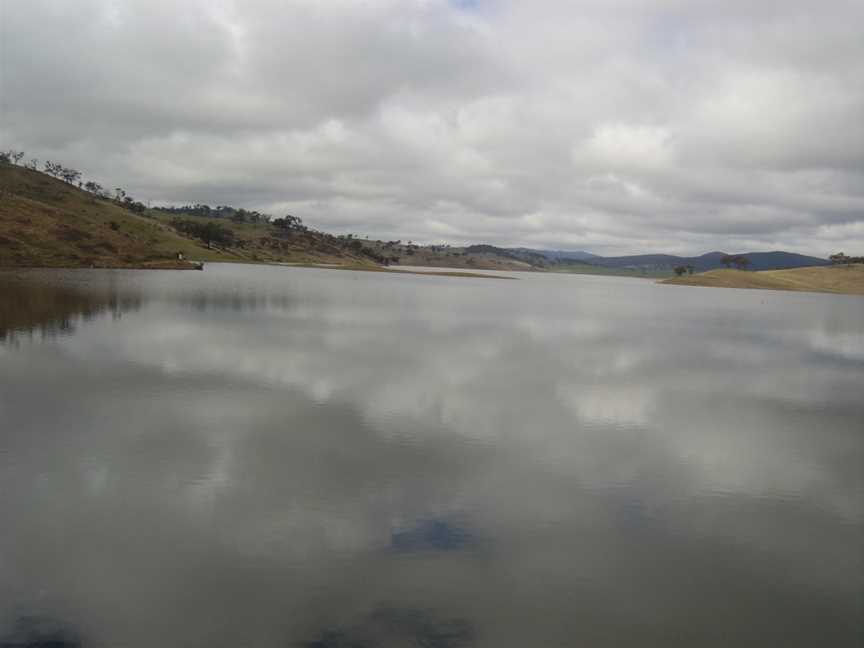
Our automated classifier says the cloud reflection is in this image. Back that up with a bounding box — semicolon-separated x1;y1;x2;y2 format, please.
0;265;861;647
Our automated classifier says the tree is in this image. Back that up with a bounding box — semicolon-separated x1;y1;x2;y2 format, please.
673;265;687;276
272;214;305;231
686;264;695;275
84;181;105;196
722;254;749;270
830;252;864;265
171;218;235;247
61;168;81;185
0;150;24;165
288;215;304;230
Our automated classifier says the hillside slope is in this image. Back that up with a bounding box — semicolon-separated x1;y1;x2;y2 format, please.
0;163;377;268
662;265;864;295
0;163;229;268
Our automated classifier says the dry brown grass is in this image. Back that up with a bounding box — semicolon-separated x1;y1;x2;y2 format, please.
662;265;864;296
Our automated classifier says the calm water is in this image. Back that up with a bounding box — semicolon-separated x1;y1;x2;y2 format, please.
1;264;862;648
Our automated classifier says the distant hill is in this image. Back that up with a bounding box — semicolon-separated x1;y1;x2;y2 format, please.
506;248;598;262
358;241;534;271
467;247;828;273
592;250;829;272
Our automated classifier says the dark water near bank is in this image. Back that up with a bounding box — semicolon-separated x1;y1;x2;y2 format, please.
1;264;862;648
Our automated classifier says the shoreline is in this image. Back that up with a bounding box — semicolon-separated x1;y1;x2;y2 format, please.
0;261;204;271
270;262;518;279
0;260;516;280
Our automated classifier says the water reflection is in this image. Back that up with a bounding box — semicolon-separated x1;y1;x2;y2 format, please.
390;518;475;554
0;264;861;647
303;607;474;648
0;272;141;344
0;617;82;648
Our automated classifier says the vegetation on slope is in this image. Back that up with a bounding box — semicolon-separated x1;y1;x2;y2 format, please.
0;159;383;268
662;265;864;295
0;162;221;268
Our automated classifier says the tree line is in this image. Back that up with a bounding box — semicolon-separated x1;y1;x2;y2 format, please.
155;203;271;225
1;148;148;214
829;252;864;265
721;255;750;270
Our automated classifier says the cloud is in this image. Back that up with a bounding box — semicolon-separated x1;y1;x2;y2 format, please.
2;0;862;255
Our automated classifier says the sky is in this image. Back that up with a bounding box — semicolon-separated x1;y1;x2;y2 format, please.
1;0;862;256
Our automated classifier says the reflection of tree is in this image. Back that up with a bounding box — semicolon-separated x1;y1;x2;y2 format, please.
390;518;474;553
0;277;141;343
181;292;294;313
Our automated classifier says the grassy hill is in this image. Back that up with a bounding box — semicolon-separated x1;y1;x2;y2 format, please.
0;162;378;269
0;162;229;268
662;265;864;296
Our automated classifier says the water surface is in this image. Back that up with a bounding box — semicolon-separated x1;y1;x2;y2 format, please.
1;264;862;647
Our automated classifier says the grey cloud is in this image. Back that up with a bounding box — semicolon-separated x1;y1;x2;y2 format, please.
2;0;863;255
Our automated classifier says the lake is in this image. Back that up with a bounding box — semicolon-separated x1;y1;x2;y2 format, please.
1;264;862;648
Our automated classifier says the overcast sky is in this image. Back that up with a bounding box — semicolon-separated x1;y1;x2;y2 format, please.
2;0;862;255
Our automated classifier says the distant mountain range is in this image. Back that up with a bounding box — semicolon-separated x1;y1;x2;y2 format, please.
507;248;599;262
503;248;829;271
